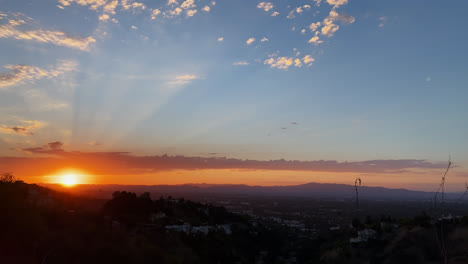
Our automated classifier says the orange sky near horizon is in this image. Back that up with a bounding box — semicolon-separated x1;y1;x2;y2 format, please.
22;168;465;192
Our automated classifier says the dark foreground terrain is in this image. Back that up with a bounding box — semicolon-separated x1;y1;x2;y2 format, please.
2;178;468;263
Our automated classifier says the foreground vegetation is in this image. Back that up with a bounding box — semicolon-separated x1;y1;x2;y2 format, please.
1;175;468;263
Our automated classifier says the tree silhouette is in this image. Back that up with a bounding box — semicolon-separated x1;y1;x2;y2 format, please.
0;172;16;183
354;177;361;211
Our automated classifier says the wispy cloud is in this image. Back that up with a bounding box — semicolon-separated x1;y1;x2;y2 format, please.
166;74;202;86
326;0;348;8
0;60;77;88
246;37;255;45
257;2;274;12
0;120;44;136
2;147;451;177
378;16;387;27
0;15;95;51
233;61;249;66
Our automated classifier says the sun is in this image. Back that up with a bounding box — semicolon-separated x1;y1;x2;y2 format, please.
62;174;77;187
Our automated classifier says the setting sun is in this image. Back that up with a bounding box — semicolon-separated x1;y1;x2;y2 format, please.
61;174;77;187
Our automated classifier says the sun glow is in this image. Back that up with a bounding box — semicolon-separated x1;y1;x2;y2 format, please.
61;174;77;187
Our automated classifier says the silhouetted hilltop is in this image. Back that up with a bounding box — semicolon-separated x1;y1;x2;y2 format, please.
45;182;462;201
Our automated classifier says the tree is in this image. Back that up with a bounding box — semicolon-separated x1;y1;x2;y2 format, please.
0;172;16;183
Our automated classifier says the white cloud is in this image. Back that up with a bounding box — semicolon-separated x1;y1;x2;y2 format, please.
131;25;138;30
233;61;249;66
303;55;315;65
167;0;178;5
57;5;65;9
296;7;303;14
217;37;223;42
321;10;354;37
0;17;95;51
303;5;311;9
202;6;210;12
167;74;202;86
271;11;279;16
309;22;321;32
211;1;216;6
308;32;323;44
326;0;348;7
151;9;161;19
0;120;45;136
98;13;109;21
261;37;269;42
0;60;77;88
301;29;306;34
378;16;387;27
294;59;302;67
168;7;182;16
313;0;322;6
181;0;195;9
287;10;295;19
246;37;255;45
264;56;294;70
186;9;197;17
104;0;118;14
257;2;274;12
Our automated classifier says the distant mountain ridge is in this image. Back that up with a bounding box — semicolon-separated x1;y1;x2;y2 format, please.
44;182;464;201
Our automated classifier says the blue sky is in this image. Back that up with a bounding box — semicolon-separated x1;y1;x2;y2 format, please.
1;0;467;188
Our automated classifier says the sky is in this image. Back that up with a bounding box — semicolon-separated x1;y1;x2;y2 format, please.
0;0;467;191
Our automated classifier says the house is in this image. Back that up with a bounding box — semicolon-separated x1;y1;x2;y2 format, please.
350;229;377;243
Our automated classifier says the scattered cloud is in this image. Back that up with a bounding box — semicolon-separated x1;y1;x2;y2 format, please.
167;74;202;86
261;37;269;42
271;11;279;17
321;10;355;37
233;61;249;66
186;9;197;17
98;13;110;21
180;0;195;9
48;141;64;150
168;7;183;16
202;6;210;12
309;22;322;32
308;32;323;44
246;37;255;45
378;16;387;27
0;120;44;136
303;55;315;66
326;0;348;8
0;15;95;51
151;9;161;19
87;141;101;146
294;58;302;67
257;2;274;12
217;37;223;42
2;147;450;177
0;60;77;88
287;10;296;19
131;25;138;30
264;56;295;70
